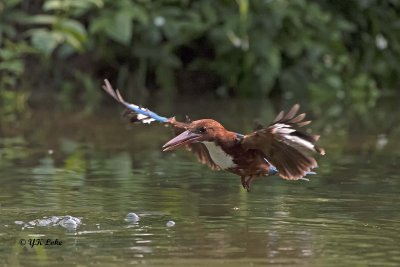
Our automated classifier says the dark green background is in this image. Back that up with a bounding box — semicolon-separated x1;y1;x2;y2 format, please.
1;0;400;116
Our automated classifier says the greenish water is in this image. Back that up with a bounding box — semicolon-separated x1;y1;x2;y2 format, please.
0;100;400;266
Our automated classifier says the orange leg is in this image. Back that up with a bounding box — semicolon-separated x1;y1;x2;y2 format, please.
240;176;247;189
241;176;259;192
244;176;258;192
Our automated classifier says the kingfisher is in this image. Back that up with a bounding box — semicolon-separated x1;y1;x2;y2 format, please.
102;79;325;191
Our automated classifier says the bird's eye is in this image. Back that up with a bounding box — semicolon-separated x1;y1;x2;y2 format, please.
199;127;206;133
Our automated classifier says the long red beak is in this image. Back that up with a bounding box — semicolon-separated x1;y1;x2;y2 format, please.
162;130;201;151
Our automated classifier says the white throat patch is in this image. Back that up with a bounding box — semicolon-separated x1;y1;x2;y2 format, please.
203;141;236;169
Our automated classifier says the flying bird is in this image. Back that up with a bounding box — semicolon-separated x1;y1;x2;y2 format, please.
102;79;325;191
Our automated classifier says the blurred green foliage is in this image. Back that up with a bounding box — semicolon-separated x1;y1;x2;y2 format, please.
0;0;399;112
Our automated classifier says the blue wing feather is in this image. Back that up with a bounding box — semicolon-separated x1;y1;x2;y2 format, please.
102;79;169;123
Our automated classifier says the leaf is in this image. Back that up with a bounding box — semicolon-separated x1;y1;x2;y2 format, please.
0;59;23;75
64;33;84;51
44;0;104;12
106;11;133;45
3;0;22;9
57;44;75;58
130;3;149;25
60;19;86;37
30;29;64;56
89;15;110;34
89;0;104;8
237;0;249;21
43;0;64;11
0;48;15;60
57;19;87;51
18;14;57;25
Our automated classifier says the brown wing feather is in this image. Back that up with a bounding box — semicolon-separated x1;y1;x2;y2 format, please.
242;104;325;180
187;143;221;170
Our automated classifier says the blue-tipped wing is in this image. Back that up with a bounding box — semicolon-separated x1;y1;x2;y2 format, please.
102;79;169;124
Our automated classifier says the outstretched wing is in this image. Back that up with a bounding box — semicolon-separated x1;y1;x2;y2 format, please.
242;104;325;180
102;79;219;170
102;79;169;124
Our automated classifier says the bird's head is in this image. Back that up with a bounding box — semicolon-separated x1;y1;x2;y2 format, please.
162;119;225;151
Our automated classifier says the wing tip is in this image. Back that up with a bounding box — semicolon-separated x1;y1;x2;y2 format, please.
102;78;123;103
317;147;326;155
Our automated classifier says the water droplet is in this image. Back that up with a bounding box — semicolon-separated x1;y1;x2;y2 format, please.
126;212;140;222
58;216;81;230
376;134;388;150
166;220;175;227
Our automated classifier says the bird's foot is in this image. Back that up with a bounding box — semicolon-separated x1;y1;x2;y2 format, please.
241;176;251;192
245;184;250;192
243;182;251;192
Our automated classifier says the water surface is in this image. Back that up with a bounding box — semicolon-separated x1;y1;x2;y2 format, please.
0;99;399;266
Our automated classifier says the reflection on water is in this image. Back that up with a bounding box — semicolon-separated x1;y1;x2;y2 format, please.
0;99;400;266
